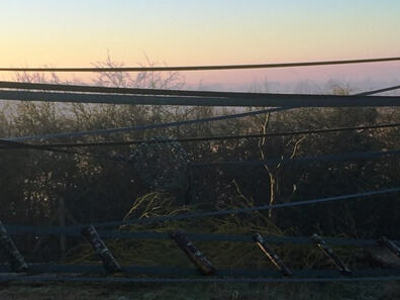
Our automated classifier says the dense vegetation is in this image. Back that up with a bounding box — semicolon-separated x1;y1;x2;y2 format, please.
1;67;400;278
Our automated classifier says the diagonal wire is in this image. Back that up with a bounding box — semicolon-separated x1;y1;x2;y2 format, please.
1;274;400;283
4;225;381;247
87;187;400;229
2;122;397;149
0;56;399;72
3;107;286;142
1;82;398;144
1;81;399;98
190;149;400;167
0;90;399;107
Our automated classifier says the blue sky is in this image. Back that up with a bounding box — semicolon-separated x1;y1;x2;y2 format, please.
0;0;399;87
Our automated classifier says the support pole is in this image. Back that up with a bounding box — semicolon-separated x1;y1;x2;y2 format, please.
378;236;400;257
253;233;292;276
170;230;215;275
311;234;351;275
81;225;122;274
0;221;28;272
58;197;66;258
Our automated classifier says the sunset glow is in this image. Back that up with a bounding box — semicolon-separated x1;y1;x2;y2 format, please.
1;0;399;87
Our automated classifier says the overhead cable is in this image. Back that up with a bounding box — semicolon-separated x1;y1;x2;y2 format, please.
87;187;400;229
4;122;396;149
0;90;399;107
0;56;399;72
1;81;399;98
3;107;287;142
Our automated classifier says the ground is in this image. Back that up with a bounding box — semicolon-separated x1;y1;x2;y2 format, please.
0;281;399;300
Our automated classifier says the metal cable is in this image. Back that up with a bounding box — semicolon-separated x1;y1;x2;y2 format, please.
357;85;400;96
1;264;399;280
1;82;397;143
86;187;400;229
191;149;400;168
3;122;397;149
4;188;399;241
0;90;399;108
4;225;379;247
4;107;286;142
1;81;399;98
1;274;400;283
0;139;87;156
1;56;399;72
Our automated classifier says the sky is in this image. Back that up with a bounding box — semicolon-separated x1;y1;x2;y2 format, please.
1;0;399;90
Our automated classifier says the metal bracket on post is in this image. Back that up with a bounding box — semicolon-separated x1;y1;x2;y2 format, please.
378;236;400;257
311;234;352;275
0;221;28;272
170;230;216;275
253;233;292;276
81;225;122;274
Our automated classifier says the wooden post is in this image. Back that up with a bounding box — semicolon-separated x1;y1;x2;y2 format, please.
58;197;66;258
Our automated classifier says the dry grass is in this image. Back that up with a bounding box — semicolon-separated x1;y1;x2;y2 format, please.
65;192;366;272
4;192;393;299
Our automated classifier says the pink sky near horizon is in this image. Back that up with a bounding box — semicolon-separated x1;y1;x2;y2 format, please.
1;61;399;92
1;1;399;89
